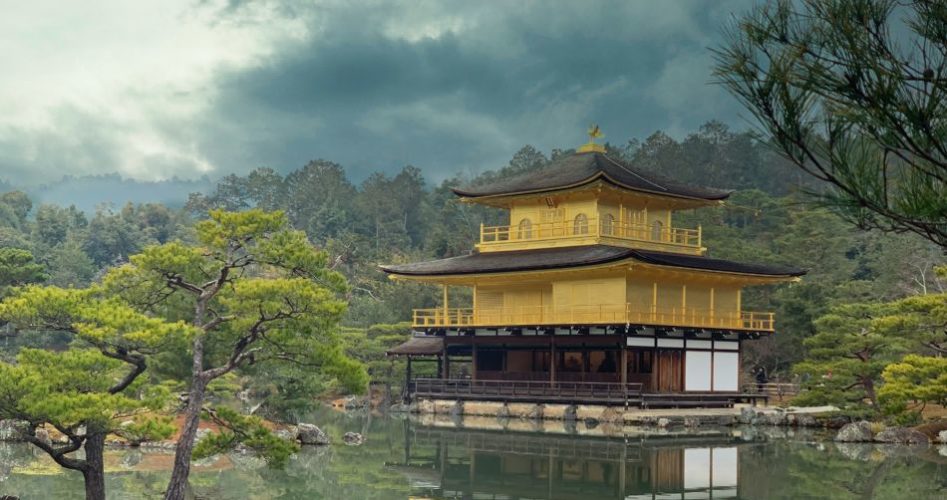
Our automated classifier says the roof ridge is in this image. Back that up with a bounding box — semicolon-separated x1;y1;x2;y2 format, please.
598;153;669;192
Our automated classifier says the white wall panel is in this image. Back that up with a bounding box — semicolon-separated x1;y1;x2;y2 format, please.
714;341;739;350
685;350;712;391
687;339;713;349
712;352;739;392
627;337;656;347
657;338;684;348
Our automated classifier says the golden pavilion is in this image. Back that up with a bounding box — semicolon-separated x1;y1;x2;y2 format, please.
383;132;804;406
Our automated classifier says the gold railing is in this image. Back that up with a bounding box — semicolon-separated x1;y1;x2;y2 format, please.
412;305;774;331
479;217;701;251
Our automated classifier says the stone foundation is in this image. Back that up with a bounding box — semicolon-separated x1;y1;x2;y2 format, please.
411;399;842;429
462;401;506;416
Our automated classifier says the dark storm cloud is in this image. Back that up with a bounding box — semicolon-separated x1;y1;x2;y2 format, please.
195;0;756;183
0;0;759;187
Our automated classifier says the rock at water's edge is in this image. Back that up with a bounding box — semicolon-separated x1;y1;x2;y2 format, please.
874;427;930;445
835;421;874;442
297;423;330;445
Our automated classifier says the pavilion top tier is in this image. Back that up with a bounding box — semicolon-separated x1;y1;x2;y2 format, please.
453;131;731;256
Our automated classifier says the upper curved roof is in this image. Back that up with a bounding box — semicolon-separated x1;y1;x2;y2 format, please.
380;245;806;278
453;151;732;201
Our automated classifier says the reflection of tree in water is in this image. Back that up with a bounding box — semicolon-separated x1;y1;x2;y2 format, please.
0;442;36;482
1;410;945;499
741;440;944;500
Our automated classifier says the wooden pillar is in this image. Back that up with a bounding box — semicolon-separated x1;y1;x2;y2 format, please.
472;284;478;324
681;284;687;324
620;346;628;385
442;285;449;321
651;282;658;322
437;356;443;380
443;351;451;380
736;289;742;328
653;349;660;393
405;356;413;401
471;344;478;381
550;338;556;384
709;287;715;326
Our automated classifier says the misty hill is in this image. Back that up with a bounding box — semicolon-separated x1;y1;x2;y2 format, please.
15;174;214;213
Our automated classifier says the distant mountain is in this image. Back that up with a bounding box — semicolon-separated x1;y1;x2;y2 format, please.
12;174;214;213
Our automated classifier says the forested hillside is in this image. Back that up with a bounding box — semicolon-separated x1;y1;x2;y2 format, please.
1;122;943;384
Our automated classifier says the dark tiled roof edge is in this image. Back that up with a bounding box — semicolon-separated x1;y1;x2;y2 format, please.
453;151;731;201
380;245;807;278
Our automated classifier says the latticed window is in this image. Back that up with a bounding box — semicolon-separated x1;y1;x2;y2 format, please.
517;218;533;239
573;213;589;235
540;208;564;222
601;214;615;235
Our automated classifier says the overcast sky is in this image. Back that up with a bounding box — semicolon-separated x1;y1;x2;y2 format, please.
0;0;757;186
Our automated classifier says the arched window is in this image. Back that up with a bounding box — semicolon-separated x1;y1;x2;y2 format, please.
517;218;533;239
601;214;615;236
651;220;664;241
573;213;589;235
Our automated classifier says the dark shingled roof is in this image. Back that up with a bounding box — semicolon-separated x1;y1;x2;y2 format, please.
386;336;444;356
453;151;731;201
381;245;806;278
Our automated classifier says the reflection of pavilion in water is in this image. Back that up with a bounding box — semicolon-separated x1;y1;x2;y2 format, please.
392;425;741;500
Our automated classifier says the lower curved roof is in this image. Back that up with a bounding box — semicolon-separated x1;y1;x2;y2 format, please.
386;336;443;356
380;245;806;278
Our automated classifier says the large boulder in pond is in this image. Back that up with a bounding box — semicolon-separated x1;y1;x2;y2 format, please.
835;421;874;442
297;423;330;445
874;427;930;445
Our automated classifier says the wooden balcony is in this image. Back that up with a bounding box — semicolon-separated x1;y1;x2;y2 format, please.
412;304;775;332
478;217;702;254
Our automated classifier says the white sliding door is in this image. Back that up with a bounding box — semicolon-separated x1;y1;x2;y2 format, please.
684;350;712;391
713;351;739;391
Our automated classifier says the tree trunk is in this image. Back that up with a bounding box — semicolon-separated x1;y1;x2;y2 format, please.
165;374;207;500
165;296;213;500
863;377;878;408
82;433;106;500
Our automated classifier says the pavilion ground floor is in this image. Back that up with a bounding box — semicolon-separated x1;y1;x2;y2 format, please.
391;333;766;408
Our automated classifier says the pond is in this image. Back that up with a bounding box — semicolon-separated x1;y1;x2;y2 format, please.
0;408;945;499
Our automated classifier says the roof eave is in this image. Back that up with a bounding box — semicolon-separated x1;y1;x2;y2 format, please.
452;172;730;203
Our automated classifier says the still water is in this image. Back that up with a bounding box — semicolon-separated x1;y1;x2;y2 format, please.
0;408;944;499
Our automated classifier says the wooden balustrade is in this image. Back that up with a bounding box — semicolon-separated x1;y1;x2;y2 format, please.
478;217;702;253
412;304;775;331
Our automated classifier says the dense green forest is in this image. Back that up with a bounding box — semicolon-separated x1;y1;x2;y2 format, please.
1;121;944;411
